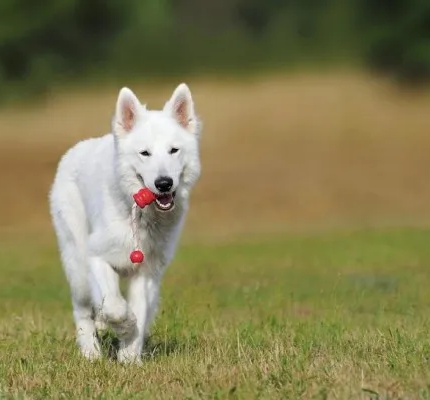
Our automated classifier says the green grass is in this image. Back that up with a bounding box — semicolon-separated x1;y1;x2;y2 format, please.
1;228;430;399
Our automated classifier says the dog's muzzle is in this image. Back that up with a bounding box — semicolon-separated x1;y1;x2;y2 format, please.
154;191;176;211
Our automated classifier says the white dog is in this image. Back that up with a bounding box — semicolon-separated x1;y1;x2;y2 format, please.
49;83;202;364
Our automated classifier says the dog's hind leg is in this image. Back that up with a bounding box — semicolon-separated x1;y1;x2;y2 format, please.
50;183;101;361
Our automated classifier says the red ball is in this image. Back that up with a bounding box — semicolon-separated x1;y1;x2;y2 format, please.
130;250;144;264
133;188;157;208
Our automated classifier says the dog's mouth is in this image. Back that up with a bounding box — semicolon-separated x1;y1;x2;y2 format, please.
155;192;176;212
136;174;176;212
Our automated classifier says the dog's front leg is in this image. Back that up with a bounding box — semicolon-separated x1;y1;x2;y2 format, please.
89;256;137;338
117;270;160;364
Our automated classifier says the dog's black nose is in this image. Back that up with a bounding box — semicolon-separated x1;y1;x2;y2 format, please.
154;176;173;193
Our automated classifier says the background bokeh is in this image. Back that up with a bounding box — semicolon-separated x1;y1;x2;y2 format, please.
1;0;430;242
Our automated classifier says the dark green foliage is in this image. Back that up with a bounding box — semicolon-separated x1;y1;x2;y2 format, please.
357;0;430;84
0;0;428;101
0;0;132;99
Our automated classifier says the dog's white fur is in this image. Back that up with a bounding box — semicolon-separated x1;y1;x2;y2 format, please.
49;83;201;364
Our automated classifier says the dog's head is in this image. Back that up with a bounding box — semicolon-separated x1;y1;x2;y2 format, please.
112;83;201;212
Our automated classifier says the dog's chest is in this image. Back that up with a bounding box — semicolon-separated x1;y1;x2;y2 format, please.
92;212;181;272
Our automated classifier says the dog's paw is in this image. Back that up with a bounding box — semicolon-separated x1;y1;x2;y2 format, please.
101;298;129;324
100;298;137;338
117;348;143;365
108;309;137;339
80;345;102;361
78;334;102;361
110;313;137;339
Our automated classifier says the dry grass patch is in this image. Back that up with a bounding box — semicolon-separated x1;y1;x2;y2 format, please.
1;71;430;240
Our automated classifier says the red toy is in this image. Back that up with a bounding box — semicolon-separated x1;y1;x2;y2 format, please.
129;188;157;264
133;188;157;208
130;250;144;263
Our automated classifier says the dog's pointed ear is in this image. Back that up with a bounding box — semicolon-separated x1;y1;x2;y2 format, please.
114;87;141;136
165;83;197;134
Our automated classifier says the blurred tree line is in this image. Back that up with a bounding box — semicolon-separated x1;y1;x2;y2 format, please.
0;0;429;101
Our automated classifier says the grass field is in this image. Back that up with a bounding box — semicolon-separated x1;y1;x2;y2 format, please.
1;229;430;398
1;71;430;398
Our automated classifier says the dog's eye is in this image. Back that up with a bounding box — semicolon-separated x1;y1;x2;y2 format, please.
140;150;151;157
169;148;179;155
